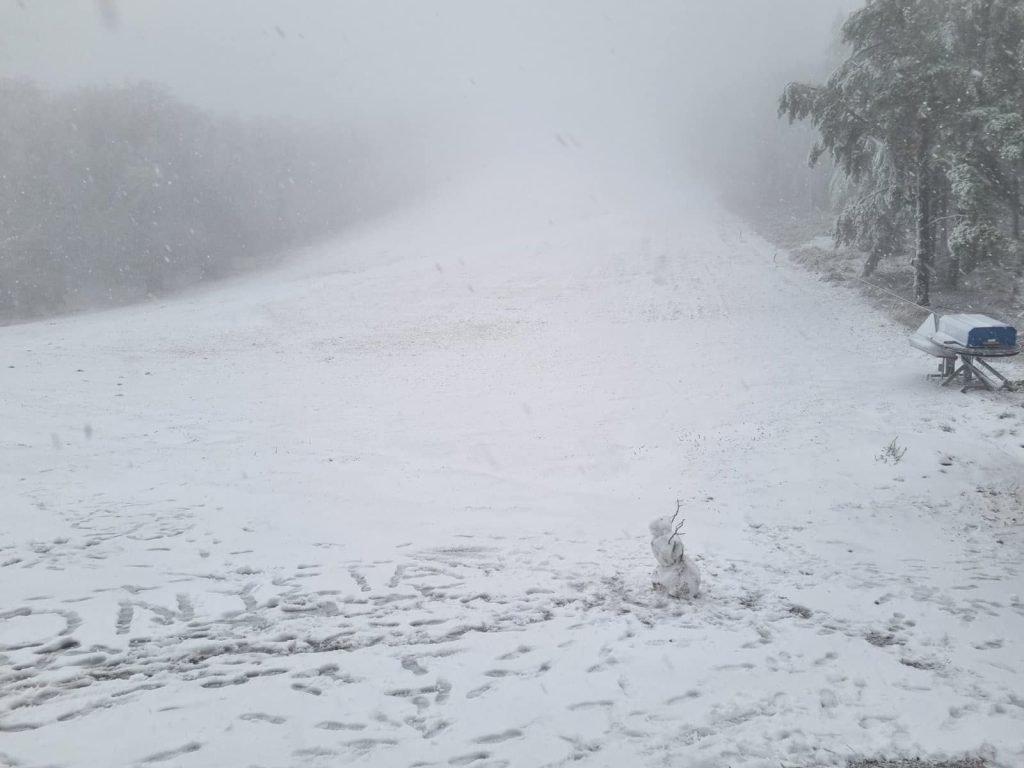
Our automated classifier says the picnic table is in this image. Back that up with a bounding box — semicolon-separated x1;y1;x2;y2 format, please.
932;342;1019;392
910;313;1020;392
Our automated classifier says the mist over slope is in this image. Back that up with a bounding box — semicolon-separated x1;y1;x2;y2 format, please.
0;0;850;324
1;1;851;205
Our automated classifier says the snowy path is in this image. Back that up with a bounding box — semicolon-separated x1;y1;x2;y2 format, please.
2;165;1023;767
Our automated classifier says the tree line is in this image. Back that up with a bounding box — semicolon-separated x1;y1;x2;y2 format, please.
0;80;353;323
779;0;1024;306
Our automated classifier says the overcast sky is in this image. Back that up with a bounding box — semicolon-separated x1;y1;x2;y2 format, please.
1;1;854;182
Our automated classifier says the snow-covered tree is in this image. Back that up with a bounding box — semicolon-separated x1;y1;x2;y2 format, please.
944;0;1024;287
0;81;352;322
779;0;963;305
780;0;1024;303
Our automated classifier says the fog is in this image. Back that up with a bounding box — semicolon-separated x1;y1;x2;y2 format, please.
3;1;850;182
0;0;853;322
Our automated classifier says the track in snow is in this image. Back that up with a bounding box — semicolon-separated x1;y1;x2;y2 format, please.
2;161;1023;767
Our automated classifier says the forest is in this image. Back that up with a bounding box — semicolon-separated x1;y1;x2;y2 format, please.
778;0;1024;307
0;80;352;323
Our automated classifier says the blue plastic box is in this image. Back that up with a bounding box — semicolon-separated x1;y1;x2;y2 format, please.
937;313;1017;348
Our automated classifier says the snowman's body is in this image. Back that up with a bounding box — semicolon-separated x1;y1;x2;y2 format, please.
650;516;700;598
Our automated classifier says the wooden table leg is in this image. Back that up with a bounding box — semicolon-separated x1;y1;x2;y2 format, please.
974;357;1018;391
959;356;997;392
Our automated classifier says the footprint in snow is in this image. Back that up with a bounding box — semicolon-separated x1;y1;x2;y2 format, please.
449;752;491;766
473;729;523;744
401;656;429;675
240;713;286;725
316;721;366;731
140;742;203;763
567;700;614;711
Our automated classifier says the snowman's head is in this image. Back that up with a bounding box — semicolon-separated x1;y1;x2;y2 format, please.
649;516;672;538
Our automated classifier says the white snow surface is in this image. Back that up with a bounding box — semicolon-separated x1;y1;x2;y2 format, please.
2;154;1024;768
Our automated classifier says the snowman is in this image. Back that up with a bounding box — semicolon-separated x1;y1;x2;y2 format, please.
650;506;700;599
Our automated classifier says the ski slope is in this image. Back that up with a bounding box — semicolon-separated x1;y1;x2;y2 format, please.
2;155;1023;768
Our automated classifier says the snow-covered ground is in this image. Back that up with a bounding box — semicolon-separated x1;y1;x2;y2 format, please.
2;154;1023;768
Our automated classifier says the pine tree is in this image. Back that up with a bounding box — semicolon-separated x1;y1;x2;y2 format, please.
830;147;912;277
951;0;1024;287
781;0;1024;304
780;0;961;305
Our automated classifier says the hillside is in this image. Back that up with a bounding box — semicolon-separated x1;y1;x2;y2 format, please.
2;155;1022;767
